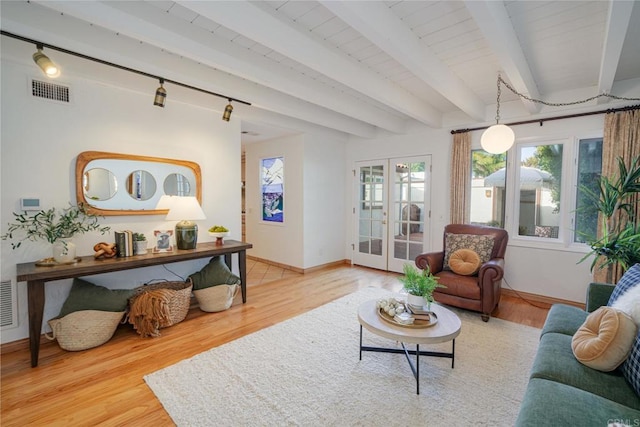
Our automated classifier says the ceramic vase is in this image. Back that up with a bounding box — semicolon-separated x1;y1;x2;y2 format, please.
406;293;427;308
52;239;76;263
134;241;148;255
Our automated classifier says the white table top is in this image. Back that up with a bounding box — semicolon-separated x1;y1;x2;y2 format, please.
358;299;462;345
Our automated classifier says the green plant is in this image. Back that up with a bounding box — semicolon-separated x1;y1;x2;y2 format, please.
1;203;110;249
398;263;445;303
133;233;146;242
578;156;640;275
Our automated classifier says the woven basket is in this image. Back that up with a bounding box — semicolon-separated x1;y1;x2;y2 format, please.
45;310;125;351
194;284;239;312
128;280;193;337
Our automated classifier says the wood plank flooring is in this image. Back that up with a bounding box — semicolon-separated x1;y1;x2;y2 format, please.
1;264;550;426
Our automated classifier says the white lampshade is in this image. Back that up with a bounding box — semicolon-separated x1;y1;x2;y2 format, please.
481;124;515;154
155;195;176;210
165;196;206;221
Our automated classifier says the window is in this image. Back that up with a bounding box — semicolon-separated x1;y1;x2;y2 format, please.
470;150;506;228
574;138;603;243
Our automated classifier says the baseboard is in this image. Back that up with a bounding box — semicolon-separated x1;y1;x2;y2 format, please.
247;256;350;274
501;288;585;309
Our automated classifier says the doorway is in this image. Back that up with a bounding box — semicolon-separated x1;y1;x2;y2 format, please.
353;156;431;273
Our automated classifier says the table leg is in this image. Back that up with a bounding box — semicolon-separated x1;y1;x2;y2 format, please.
27;280;45;367
416;344;420;395
238;250;247;303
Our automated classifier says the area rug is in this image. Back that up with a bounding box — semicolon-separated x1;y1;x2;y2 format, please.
145;287;540;426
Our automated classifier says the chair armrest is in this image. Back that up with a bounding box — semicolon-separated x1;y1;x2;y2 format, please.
586;282;615;312
478;258;505;282
415;251;444;273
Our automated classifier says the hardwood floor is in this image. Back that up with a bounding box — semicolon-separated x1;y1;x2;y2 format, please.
1;264;549;426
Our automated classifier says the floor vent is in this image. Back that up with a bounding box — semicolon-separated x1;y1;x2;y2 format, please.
0;280;17;328
31;79;70;103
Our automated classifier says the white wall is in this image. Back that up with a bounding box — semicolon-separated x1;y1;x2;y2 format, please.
1;39;241;344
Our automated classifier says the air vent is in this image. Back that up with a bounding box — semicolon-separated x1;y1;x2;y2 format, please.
0;280;17;328
31;79;70;103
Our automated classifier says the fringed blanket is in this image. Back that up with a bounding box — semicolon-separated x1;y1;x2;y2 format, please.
128;288;175;337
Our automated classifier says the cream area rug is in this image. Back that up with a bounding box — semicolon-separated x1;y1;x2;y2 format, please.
144;287;540;426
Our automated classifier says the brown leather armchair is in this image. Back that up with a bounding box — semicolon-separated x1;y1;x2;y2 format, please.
415;224;508;322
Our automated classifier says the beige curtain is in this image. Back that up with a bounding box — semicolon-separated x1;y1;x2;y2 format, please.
450;132;471;224
593;109;640;283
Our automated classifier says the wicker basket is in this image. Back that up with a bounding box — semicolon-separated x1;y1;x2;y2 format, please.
128;280;193;337
194;284;239;312
45;310;125;351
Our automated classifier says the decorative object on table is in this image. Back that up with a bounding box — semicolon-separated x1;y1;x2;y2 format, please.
397;263;445;310
93;242;117;259
45;310;125;351
128;280;193;337
578;156;640;283
153;230;174;253
1;203;110;264
165;196;206;250
375;297;438;328
261;156;284;223
114;230;135;257
208;225;229;245
133;232;148;255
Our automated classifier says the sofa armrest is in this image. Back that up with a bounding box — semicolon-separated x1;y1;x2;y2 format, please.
586;282;615;312
415;251;444;273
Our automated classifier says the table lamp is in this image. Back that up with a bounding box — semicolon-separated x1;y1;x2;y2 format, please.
165;196;206;250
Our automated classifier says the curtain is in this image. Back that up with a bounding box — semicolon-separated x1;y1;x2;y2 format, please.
593;109;640;283
450;132;471;224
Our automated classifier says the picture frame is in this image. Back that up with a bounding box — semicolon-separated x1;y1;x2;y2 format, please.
153;230;174;253
261;156;284;223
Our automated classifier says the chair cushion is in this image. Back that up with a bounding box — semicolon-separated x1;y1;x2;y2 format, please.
448;249;480;276
443;233;494;271
434;271;481;300
571;306;637;372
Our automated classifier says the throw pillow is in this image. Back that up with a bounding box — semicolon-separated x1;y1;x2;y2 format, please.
611;285;640;326
58;278;136;318
608;263;640;306
443;233;494;271
621;329;640;397
448;249;481;276
188;256;241;291
571;306;638;372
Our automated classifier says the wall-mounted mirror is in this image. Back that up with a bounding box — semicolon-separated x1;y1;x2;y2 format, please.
76;151;202;216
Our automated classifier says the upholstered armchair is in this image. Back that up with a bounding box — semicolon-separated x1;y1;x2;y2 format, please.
415;224;508;322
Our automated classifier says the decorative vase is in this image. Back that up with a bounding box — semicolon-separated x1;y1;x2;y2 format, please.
406;293;427;308
134;241;148;255
52;239;76;263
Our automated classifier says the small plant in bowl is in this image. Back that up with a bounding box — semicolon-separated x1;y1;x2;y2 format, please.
133;233;148;255
398;263;445;309
208;225;229;245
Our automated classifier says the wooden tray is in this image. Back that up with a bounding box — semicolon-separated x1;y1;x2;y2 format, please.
377;307;438;329
35;257;82;267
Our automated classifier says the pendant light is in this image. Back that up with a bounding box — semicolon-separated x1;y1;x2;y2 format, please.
481;74;514;154
154;79;166;107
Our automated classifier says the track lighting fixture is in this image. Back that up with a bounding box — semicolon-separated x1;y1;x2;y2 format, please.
222;100;233;121
154;78;166;107
32;44;60;78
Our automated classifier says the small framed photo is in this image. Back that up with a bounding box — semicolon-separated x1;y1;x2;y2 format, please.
153;230;174;253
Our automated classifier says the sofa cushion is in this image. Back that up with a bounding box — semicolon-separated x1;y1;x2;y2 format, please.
621;329;640;398
611;284;640;325
448;249;480;276
515;377;640;427
541;304;588;337
530;332;640;409
571;307;637;371
443;233;494;271
608;263;640;306
59;278;136;318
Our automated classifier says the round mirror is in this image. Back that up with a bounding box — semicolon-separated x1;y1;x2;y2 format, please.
164;173;192;196
83;168;117;201
127;170;157;201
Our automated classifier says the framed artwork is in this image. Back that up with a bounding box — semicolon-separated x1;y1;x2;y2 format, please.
153;230;174;253
261;157;284;223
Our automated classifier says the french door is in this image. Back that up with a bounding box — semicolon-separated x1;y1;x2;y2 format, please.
353;156;431;273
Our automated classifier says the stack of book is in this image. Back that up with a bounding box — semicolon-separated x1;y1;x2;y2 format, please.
114;231;134;257
407;304;432;321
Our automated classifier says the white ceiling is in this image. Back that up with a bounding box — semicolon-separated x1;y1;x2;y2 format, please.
2;1;639;145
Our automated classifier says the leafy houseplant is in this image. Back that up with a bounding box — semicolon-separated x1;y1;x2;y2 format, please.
133;233;148;255
578;156;640;281
398;263;445;307
1;203;110;261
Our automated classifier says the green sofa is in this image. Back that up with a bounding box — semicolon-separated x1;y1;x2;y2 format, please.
516;283;640;426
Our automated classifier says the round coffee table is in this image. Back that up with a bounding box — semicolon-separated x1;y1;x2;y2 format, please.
358;299;462;394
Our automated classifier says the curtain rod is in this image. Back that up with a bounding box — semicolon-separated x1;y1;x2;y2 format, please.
451;103;640;134
0;30;251;106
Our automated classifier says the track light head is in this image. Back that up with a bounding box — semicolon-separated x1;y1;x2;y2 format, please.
222;100;233;121
32;45;60;78
154;79;166;107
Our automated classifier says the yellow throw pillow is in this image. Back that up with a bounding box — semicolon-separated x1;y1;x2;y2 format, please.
448;249;481;276
571;306;638;372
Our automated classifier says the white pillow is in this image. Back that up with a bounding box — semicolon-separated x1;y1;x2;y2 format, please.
611;282;640;326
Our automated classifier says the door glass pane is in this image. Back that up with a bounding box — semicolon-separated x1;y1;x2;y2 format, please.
358;165;384;256
392;161;425;261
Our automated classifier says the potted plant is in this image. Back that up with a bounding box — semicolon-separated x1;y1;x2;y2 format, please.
133;233;148;255
1;203;110;263
398;263;445;309
578;156;640;282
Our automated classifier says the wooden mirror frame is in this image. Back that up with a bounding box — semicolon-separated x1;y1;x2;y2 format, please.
76;151;202;216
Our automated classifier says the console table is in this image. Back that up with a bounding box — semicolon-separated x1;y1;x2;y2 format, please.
16;240;252;367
